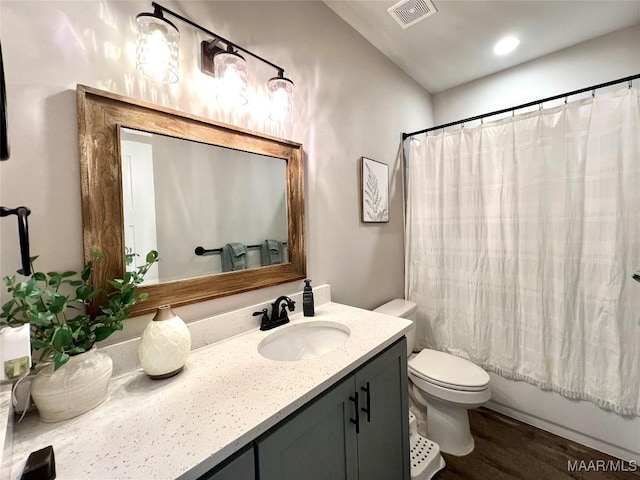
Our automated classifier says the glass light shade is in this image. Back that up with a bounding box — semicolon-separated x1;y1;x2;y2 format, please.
136;13;180;84
214;50;248;106
268;76;295;124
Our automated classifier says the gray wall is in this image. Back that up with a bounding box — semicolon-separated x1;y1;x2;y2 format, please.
0;1;433;338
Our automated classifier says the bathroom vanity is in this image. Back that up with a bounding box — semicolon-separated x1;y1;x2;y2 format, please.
204;337;408;480
7;298;412;480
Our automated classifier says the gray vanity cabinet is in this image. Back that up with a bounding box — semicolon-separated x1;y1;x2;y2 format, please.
256;375;359;480
198;445;255;480
256;338;409;480
355;339;410;480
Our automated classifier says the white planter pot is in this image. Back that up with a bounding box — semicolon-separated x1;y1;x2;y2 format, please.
31;347;113;423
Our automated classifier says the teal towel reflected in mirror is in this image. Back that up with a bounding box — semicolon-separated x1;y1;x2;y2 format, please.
221;243;248;272
261;240;284;266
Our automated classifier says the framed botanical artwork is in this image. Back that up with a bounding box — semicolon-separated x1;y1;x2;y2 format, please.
361;157;389;223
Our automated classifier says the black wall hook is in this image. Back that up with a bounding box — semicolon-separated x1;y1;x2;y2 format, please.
0;206;31;275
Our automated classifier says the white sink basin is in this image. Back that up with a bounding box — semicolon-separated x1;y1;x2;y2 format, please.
257;321;351;361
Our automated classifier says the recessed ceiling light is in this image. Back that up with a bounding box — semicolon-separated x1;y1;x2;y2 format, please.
493;36;520;56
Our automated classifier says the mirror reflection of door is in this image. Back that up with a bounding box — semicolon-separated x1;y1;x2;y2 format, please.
121;133;160;284
120;127;288;284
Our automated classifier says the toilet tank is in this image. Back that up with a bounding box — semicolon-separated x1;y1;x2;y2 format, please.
373;299;417;355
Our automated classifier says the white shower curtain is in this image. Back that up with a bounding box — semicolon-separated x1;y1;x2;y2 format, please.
406;88;640;415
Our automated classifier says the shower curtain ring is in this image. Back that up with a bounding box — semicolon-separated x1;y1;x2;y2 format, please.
629;80;633;89
564;96;568;105
539;103;543;111
592;89;596;98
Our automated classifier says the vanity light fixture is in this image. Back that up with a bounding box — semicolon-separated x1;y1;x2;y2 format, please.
136;2;295;115
268;73;295;123
213;46;248;107
135;5;179;84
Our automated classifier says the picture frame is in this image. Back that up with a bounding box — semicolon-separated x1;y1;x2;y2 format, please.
360;157;389;223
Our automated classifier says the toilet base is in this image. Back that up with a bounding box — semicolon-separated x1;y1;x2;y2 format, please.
424;396;475;456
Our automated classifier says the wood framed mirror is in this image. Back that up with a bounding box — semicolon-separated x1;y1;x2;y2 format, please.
77;85;305;316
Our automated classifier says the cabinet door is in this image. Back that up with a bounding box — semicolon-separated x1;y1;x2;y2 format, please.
355;338;410;480
256;376;359;480
198;445;255;480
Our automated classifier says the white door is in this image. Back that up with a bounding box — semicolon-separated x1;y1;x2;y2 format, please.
121;140;159;284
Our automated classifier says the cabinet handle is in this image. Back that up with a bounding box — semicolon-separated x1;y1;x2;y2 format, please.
360;382;371;423
349;392;360;434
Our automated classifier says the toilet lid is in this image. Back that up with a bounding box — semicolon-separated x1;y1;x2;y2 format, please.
408;349;490;392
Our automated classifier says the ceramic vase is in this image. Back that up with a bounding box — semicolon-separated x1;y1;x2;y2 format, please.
30;346;113;423
138;305;191;379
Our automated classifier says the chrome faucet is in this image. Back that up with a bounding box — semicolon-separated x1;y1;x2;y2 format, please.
253;296;296;331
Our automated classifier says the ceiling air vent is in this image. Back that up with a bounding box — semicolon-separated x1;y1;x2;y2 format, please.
388;0;437;29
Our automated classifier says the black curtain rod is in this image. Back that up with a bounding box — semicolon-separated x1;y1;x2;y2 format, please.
403;73;640;140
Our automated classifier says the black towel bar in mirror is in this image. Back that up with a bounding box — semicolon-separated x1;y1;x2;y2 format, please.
195;242;288;256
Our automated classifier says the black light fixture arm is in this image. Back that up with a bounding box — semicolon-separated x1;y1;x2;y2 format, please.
151;2;285;77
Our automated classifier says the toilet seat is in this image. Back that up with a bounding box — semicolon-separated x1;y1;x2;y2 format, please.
409;368;487;392
409;373;491;407
408;349;490;392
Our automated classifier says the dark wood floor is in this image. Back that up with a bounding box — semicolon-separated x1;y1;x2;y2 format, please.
435;408;640;480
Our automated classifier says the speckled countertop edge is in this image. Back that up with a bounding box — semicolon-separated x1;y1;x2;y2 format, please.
0;383;12;480
9;302;411;480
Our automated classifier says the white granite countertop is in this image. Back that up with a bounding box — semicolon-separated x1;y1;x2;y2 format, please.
9;302;411;480
1;383;12;480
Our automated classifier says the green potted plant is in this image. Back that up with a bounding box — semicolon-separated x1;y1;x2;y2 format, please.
0;250;158;422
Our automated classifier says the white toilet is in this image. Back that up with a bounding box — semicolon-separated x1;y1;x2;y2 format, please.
374;299;491;457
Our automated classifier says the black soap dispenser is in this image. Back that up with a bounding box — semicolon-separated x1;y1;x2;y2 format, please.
303;279;315;317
